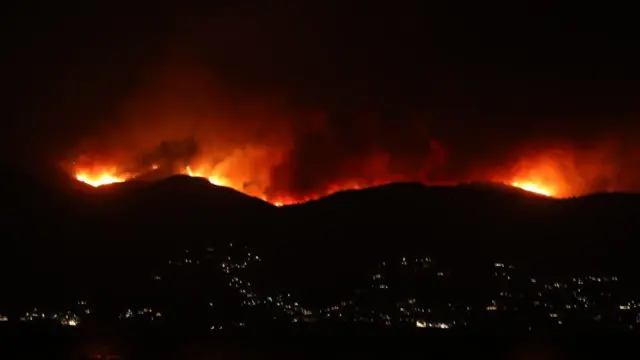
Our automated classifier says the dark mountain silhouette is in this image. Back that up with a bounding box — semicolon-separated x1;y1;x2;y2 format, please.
267;181;638;297
285;179;630;303
89;175;275;219
2;170;276;307
1;168;639;307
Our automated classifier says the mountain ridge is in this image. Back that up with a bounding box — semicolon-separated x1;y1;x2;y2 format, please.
2;170;639;301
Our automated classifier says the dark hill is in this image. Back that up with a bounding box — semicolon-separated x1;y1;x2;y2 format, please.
79;175;277;268
1;170;639;306
90;175;275;218
1;173;276;305
268;182;637;295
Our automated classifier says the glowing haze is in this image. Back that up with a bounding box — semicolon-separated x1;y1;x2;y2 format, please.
68;59;633;203
67;42;636;203
70;89;626;204
67;57;446;204
7;2;640;205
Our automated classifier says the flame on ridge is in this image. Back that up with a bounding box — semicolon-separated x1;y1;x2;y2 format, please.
76;170;127;188
72;143;594;204
73;165;340;206
509;181;554;197
74;164;565;206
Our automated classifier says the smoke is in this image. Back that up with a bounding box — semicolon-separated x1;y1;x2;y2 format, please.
16;2;640;197
69;51;448;198
59;2;454;199
477;138;640;197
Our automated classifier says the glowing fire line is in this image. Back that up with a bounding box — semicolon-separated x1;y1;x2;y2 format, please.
75;166;560;205
76;171;127;187
75;166;296;206
510;181;553;197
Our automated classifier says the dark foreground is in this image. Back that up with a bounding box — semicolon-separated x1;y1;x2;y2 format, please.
1;327;638;360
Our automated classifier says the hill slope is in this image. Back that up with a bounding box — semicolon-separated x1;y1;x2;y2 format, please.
1;171;639;304
272;182;634;277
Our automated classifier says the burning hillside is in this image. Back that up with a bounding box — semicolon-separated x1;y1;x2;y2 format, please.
62;41;636;203
7;1;640;210
70;136;617;204
70;137;414;206
68;164;564;203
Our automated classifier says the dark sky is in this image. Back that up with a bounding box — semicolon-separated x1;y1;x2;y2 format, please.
5;2;640;195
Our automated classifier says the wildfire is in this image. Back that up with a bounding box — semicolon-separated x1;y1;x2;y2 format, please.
72;150;578;203
76;170;128;187
184;166;231;188
500;151;576;198
73;163;380;206
73;163;567;203
509;181;554;197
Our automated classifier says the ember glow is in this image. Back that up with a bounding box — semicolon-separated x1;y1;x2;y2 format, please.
72;162;394;206
69;140;589;203
76;170;127;187
184;165;231;188
63;52;622;204
72;158;567;204
500;151;578;198
509;181;554;197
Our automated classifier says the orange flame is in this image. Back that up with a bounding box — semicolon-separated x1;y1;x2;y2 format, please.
71;147;591;203
72;162;383;206
509;181;554;197
76;170;128;187
184;165;232;188
497;149;582;198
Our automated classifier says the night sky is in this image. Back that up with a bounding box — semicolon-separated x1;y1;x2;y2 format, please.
5;2;640;196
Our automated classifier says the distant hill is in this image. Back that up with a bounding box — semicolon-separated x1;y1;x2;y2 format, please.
1;171;276;305
90;175;275;218
271;181;637;286
1;169;639;305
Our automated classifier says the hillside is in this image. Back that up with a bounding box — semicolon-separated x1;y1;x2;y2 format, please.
1;171;276;306
1;170;639;306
